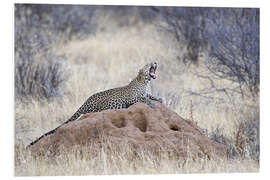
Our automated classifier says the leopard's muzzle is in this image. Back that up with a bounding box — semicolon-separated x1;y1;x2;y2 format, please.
149;62;157;79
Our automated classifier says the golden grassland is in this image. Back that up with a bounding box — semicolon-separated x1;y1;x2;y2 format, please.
15;140;258;176
15;11;259;175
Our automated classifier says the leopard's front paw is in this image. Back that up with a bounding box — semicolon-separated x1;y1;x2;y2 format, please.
148;103;156;109
157;97;163;103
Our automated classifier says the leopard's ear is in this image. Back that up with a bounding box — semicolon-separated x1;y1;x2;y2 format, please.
137;69;144;81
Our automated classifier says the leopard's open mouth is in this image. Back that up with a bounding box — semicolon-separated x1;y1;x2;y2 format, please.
149;62;157;79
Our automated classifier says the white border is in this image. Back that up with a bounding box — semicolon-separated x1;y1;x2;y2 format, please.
12;0;261;7
1;0;269;180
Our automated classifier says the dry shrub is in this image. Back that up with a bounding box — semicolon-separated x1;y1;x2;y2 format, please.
235;118;260;161
15;54;67;101
209;127;238;159
209;117;259;161
15;4;74;100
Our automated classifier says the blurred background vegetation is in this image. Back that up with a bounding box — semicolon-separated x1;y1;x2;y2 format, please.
15;5;259;100
14;4;260;175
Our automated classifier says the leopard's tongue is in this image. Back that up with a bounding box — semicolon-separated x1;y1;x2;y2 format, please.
149;67;157;79
150;73;156;79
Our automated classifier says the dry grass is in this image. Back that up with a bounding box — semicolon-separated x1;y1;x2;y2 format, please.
15;9;259;176
15;139;259;176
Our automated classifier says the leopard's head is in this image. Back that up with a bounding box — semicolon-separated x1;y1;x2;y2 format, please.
137;62;158;84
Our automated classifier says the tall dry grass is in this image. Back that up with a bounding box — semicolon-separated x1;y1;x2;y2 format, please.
15;8;259;175
15;139;259;176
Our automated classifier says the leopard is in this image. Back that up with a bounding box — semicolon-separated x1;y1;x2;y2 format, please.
27;62;162;148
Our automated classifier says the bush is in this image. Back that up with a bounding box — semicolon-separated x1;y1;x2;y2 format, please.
15;4;96;38
151;7;209;64
15;53;67;100
209;117;259;161
15;4;97;100
209;127;239;160
235;119;260;161
204;8;259;97
153;7;259;97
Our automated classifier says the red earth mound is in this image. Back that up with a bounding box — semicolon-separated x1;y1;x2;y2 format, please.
28;101;226;159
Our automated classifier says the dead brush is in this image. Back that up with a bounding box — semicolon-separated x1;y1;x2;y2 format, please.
209;126;238;159
234;119;259;161
190;100;194;122
15;54;67;101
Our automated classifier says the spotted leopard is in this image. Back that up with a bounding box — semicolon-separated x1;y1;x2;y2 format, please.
27;62;162;147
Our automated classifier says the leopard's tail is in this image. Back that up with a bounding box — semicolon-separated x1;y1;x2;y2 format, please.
26;110;82;148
